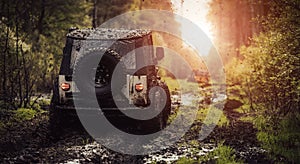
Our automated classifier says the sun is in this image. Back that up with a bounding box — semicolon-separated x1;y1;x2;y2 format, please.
171;0;214;40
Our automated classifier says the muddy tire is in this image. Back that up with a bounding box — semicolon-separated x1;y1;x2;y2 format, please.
136;82;171;134
49;80;64;138
160;82;171;123
105;82;171;135
152;82;171;131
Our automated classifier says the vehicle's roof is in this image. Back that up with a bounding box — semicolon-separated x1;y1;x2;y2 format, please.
67;28;151;40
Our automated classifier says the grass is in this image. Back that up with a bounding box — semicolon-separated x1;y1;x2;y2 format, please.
239;115;255;123
207;144;243;164
163;77;230;127
176;157;198;164
176;144;243;164
14;108;38;122
255;113;300;162
0;98;48;135
196;107;229;127
189;139;200;147
162;77;200;94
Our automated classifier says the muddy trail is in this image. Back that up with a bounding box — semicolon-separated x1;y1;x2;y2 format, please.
0;103;274;163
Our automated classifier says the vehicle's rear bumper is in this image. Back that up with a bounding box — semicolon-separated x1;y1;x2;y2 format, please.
54;104;148;117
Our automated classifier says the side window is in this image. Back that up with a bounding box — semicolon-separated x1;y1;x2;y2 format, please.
135;38;144;67
145;35;153;63
70;40;82;70
121;40;136;70
136;36;153;66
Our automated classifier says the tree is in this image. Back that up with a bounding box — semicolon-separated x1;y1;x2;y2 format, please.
240;0;300;115
207;0;270;63
0;0;92;108
233;0;300;161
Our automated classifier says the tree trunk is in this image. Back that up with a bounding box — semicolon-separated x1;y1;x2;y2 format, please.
38;0;45;36
21;45;30;108
92;0;97;28
139;0;143;10
2;2;9;104
15;1;23;108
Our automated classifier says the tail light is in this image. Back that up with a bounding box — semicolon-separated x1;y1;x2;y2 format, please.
61;83;71;91
135;83;144;92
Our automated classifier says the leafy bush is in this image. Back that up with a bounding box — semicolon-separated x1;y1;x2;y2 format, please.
255;113;300;162
231;1;300;162
38;99;51;107
213;145;241;164
198;144;243;164
14;108;38;122
177;144;243;164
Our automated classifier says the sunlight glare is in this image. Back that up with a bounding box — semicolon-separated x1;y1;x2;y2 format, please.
171;0;213;40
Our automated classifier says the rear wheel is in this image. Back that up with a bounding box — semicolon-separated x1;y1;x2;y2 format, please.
103;82;171;135
49;80;64;138
133;82;171;134
152;82;171;131
160;83;171;125
49;80;81;138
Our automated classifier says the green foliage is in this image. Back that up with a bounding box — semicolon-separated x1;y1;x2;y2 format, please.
210;0;299;162
177;144;243;164
211;145;242;164
13;108;37;122
189;140;200;147
197;107;229;127
255;113;300;162
239;115;255;123
198;144;242;164
0;0;92;108
243;0;299;113
176;157;197;164
93;0;134;26
225;59;250;86
37;98;51;107
240;30;299;114
235;1;300;162
0;0;176;108
93;0;174;28
162;77;199;94
0;107;46;135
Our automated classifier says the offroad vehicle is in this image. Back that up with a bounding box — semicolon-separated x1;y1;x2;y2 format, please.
50;28;171;134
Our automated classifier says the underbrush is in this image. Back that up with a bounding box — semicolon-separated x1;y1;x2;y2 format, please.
176;144;243;164
255;113;300;162
196;107;229;127
0;99;48;135
162;77;200;94
14;108;39;122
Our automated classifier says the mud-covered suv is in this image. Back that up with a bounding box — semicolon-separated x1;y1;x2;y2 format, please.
50;28;171;134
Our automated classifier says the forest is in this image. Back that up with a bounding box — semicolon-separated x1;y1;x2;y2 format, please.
0;0;299;163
